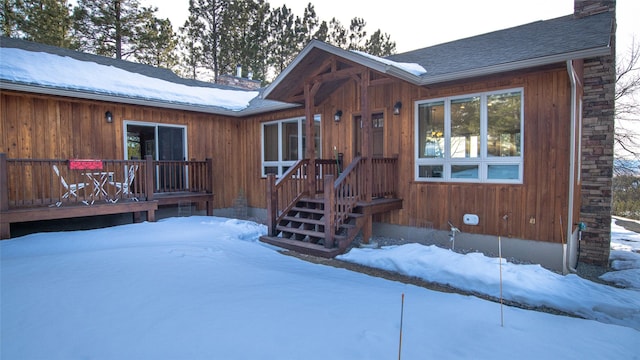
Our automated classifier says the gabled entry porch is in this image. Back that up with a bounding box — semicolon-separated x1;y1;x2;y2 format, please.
259;43;406;257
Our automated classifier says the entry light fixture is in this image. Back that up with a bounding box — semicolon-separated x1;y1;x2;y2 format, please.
105;111;113;123
393;101;402;115
334;110;343;122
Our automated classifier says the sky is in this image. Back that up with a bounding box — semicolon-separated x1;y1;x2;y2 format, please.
1;216;638;358
147;0;638;55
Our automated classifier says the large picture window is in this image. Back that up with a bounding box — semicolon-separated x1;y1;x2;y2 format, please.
262;115;321;176
415;89;523;183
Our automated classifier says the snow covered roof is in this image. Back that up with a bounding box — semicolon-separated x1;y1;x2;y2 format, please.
0;37;297;116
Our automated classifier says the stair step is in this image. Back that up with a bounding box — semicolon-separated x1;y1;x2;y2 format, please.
291;206;324;215
299;197;324;204
259;236;344;258
276;226;325;239
282;216;325;226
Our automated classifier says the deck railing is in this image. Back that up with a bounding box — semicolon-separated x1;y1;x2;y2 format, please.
266;159;309;235
0;154;213;209
265;156;399;243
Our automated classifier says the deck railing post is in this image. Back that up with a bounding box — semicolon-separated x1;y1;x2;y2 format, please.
1;153;10;239
323;174;335;248
0;153;8;213
266;174;277;236
145;155;154;201
206;158;214;215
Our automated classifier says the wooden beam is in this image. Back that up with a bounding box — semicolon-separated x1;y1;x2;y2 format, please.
311;66;362;84
305;82;317;196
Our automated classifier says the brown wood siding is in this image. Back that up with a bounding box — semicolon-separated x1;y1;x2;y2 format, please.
244;65;573;244
0;91;242;209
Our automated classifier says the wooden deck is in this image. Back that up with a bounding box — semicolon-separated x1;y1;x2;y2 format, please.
0;154;214;239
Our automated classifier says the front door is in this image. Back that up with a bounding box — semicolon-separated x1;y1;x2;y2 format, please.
354;113;384;157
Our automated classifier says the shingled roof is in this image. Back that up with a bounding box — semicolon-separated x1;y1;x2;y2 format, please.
387;11;614;84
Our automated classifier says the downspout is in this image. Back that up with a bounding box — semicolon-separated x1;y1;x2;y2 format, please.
565;60;579;274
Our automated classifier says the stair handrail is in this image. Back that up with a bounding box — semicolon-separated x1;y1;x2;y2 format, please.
266;159;309;236
323;156;363;248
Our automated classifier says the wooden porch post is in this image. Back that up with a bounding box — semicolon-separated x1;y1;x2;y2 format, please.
206;157;214;216
0;153;10;239
266;173;277;236
305;82;317;197
360;71;373;244
144;155;154;201
323;174;335;248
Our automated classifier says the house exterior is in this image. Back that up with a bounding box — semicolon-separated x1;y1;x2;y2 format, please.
0;0;615;272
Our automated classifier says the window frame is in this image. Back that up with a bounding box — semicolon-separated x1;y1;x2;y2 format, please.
261;115;321;177
414;88;524;184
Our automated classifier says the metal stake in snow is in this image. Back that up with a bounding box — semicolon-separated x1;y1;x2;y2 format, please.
499;214;507;327
499;235;504;327
398;293;405;360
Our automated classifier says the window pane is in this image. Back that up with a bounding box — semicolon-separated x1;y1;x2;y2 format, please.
264;166;278;175
419;165;443;178
451;165;478;179
282;121;298;161
450;97;480;158
488;92;521;157
263;124;278;161
488;164;519;179
302;116;322;158
418;102;444;158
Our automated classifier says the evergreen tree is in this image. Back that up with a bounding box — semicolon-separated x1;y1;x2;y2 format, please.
299;3;320;43
365;29;396;57
1;0;23;37
182;0;230;81
347;17;366;51
177;0;205;79
326;17;347;48
19;0;74;47
134;16;178;69
72;0;159;59
219;0;270;82
2;0;75;48
267;4;303;73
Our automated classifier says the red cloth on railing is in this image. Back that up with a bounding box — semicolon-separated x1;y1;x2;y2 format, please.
69;159;103;170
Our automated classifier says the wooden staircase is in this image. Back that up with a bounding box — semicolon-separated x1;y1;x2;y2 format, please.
260;157;401;258
260;197;366;257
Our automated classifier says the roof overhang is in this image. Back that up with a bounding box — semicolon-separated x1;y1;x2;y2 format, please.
264;40;612;102
418;45;612;85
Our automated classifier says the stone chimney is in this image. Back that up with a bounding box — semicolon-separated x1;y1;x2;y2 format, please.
574;0;615;18
576;0;617;266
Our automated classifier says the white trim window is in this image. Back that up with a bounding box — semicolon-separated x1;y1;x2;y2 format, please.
261;115;321;177
415;88;524;183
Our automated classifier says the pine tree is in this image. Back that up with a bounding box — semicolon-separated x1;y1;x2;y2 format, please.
183;0;230;81
72;0;160;60
2;0;75;48
267;4;303;73
218;0;270;82
365;29;396;57
134;16;178;69
177;0;205;79
347;17;366;51
326;17;347;48
19;0;74;47
1;0;23;37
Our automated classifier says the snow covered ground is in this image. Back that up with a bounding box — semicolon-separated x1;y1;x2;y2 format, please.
1;216;639;359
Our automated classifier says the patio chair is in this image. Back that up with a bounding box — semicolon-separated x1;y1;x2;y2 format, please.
109;164;139;202
52;164;87;207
